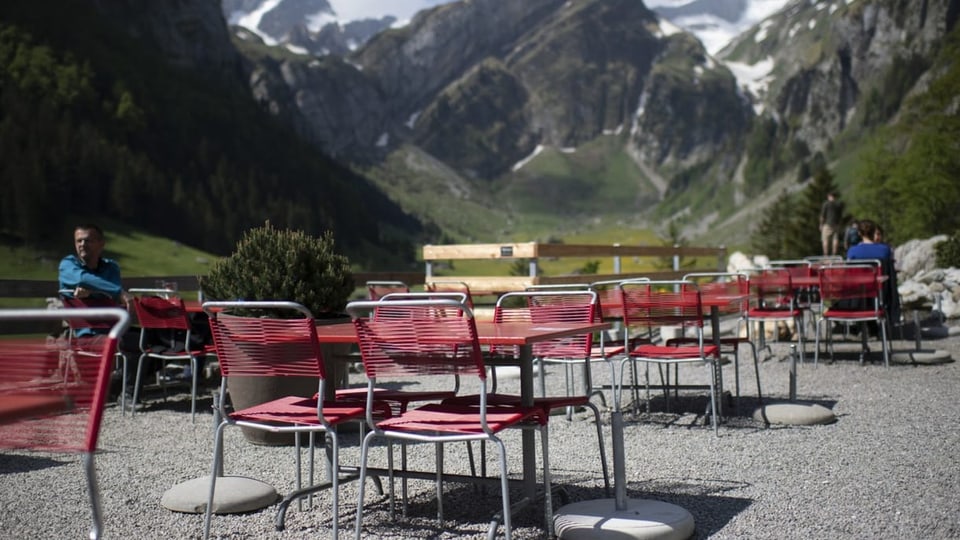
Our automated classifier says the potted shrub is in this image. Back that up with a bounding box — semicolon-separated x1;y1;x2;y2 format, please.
200;222;354;445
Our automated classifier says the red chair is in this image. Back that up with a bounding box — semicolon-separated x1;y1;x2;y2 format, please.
680;272;761;412
130;291;216;421
60;293;126;375
366;280;409;300
619;280;722;433
814;263;890;367
445;290;610;495
201;301;374;540
746;268;807;362
0;307;129;540
348;298;552;539
767;260;816;334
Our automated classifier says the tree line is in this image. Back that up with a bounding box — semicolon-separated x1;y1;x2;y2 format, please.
0;6;423;269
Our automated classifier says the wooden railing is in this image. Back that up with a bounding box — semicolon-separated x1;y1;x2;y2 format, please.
422;242;727;295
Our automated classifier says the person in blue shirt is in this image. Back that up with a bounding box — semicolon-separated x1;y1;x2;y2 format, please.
59;223;129;305
846;219;900;332
59;224;146;405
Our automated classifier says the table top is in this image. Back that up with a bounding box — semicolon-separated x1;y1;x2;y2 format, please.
314;320;611;346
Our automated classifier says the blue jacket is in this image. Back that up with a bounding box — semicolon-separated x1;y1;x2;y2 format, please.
58;254;123;301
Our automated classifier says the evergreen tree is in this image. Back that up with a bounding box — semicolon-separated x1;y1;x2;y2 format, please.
751;190;794;260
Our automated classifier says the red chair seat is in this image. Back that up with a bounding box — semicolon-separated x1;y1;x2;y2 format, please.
631;343;719;359
230;395;368;426
377;403;547;434
822;308;885;320
747;307;802;318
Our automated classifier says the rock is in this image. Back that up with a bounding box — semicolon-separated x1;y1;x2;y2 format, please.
895;235;947;278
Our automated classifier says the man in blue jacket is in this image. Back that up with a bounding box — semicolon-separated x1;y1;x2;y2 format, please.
59;223;128;306
59;223;146;405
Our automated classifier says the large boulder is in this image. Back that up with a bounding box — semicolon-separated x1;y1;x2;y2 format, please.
895;235;947;279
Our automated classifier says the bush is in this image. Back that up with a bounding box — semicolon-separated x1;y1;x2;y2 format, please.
935;231;960;268
200;222;353;316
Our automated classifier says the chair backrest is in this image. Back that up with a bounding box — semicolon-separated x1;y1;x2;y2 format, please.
619;280;705;330
133;295;191;331
682;272;749;317
425;281;475;309
379;291;470;315
60;294;121;334
590;278;649;321
347;298;483;380
0;308;129;453
494;290;597;358
818;264;882;310
748;268;796;311
366;281;409;300
766;260;812;281
203;301;326;380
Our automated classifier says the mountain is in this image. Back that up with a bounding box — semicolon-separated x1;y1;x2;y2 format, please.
235;0;959;246
0;0;425;268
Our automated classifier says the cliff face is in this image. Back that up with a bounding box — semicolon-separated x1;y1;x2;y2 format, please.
721;0;960;158
93;0;242;76
244;0;751;184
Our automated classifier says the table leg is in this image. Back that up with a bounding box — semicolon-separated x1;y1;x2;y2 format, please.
710;306;724;426
519;343;537;499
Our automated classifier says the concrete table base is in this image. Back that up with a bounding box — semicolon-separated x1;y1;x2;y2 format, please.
753;402;836;425
554;498;695;540
161;476;278;514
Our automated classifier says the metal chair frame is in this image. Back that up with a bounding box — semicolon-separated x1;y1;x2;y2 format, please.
347;298;552;540
0;307;129;540
129;290;214;421
201;301;371;540
618;279;722;434
813;263;890;367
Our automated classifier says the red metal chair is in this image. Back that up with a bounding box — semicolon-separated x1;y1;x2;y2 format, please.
0;307;129;540
348;298;552;540
201;301;373;540
366;280;409;300
767;259;816;334
814;263;890;367
680;272;761;411
130;291;216;420
619;280;722;433
445;290;610;495
746;268;807;362
60;293;126;375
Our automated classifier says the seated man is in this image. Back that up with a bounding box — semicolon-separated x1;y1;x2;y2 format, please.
846;219;900;332
58;223;145;404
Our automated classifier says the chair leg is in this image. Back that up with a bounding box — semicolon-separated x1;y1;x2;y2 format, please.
584;402;610;496
540;425;554;536
354;431;377;540
494;437;513;540
434;442;444;527
131;354;147;416
203;422;228;540
190;356;199;422
707;361;719;436
83;452;103;540
329;431;341;539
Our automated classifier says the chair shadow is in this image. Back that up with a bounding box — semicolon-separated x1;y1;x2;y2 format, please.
0;453;71;475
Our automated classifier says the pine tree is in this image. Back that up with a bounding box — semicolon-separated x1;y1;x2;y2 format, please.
751;190;794;260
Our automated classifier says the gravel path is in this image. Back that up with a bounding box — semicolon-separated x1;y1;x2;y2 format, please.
3;327;960;539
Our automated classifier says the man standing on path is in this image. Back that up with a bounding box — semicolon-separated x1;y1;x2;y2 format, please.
819;192;844;256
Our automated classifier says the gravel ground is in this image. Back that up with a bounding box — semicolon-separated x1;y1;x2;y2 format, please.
3;325;960;540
